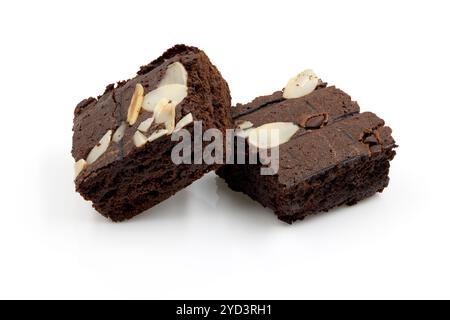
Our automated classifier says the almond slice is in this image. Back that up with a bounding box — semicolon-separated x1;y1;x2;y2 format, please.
127;83;144;125
247;122;299;149
74;159;87;179
142;84;187;112
133;131;148;148
86;130;112;164
159;62;188;87
153;97;171;113
165;117;175;134
154;99;175;123
153;99;176;134
235;120;253;131
137;116;155;133
174;113;194;133
282;69;319;99
235;121;255;139
148;129;168;142
112;122;127;143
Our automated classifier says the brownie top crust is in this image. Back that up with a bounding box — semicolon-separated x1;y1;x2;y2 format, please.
72;45;231;184
232;84;396;188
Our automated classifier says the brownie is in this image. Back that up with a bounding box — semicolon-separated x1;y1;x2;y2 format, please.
217;71;397;223
72;45;232;221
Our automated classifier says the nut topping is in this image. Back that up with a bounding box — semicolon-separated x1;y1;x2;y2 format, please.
235;120;254;131
159;62;188;87
283;69;319;99
142;84;187;112
148;129;168;142
127;83;144;125
154;99;176;134
133;131;148;148
86;130;112;164
174;113;194;133
247;122;299;149
74;159;87;179
137;116;155;133
112;122;127;143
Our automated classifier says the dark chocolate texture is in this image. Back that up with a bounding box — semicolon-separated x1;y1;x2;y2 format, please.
72;45;232;221
217;85;396;223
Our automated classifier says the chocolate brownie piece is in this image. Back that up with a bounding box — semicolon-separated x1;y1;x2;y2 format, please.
72;45;231;221
217;70;396;223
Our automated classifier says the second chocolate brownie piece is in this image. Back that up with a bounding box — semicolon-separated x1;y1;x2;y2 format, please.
217;70;397;223
73;45;232;221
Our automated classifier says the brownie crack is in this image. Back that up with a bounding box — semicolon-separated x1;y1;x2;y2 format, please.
234;97;285;118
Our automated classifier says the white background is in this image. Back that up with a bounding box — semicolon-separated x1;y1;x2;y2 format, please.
0;0;449;299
